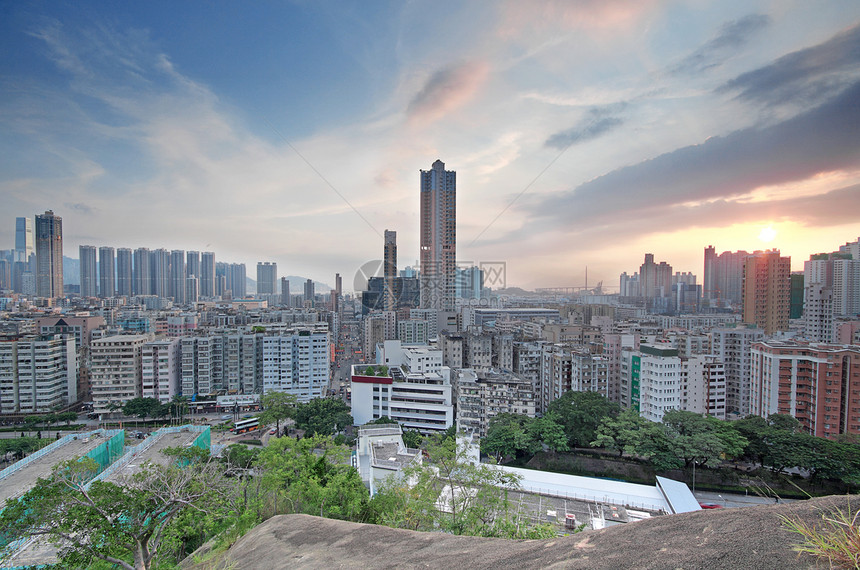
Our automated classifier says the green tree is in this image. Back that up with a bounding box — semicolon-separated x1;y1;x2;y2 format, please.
24;415;40;430
259;392;297;434
768;413;803;433
222;444;261;472
481;413;538;462
58;411;78;426
529;412;569;453
593;408;656;457
547;390;620;448
123;397;162;420
255;435;369;521
402;429;424;449
0;450;232;570
294;398;353;436
661;410;747;468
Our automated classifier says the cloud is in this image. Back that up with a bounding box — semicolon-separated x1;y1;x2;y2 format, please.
719;22;860;105
498;0;660;36
522;79;860;234
672;14;771;75
64;202;94;214
545;108;624;149
406;61;489;125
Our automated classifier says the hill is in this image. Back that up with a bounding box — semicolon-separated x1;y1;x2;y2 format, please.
184;494;857;569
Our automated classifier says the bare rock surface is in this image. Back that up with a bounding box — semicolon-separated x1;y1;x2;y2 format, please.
185;495;859;569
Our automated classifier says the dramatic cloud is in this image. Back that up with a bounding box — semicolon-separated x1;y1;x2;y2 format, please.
672;14;771;75
524;79;860;230
720;23;860;105
545;109;624;149
406;61;489;125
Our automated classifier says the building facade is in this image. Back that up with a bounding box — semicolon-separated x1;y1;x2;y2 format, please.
35;210;63;298
420;159;456;311
750;341;860;438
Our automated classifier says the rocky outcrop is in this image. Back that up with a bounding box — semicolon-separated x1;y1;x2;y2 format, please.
185;495;858;569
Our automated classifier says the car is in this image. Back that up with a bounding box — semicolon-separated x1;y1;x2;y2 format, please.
699;502;723;509
269;428;277;435
221;415;232;420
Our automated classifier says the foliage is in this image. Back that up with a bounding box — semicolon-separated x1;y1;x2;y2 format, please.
547;391;620;448
481;413;540;462
377;365;389;376
592;408;659;458
0;437;50;461
365;416;398;425
294;397;353;436
222;444;261;472
259;391;297;433
364;365;376;376
661;410;748;468
402;429;424;449
0;449;233;570
123;397;163;420
782;500;860;569
58;411;78;425
255;435;369;521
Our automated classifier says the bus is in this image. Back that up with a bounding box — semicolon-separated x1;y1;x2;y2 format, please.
231;417;260;434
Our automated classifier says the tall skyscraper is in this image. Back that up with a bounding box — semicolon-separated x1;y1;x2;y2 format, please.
256;262;277;295
803;252;860;342
35;210;63;298
304;278;314;306
151;248;170;298
99;246;115;298
15;217;34;259
79;245;97;297
169;249;186;303
229;263;246;298
200;252;215;297
281;277;291;306
116;248;133;297
420;159;456;311
186;251;200;280
384;230;397;312
335;273;342;296
742;250;790;335
703;246;751;308
133;248;151;296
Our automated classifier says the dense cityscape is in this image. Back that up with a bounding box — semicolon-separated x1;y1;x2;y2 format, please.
2;2;860;569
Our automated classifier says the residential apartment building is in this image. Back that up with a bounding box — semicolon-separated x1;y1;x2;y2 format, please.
141;338;181;403
0;335;77;413
750;341;860;438
454;369;535;437
90;334;152;415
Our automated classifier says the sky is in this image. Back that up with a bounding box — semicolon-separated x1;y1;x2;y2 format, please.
2;0;860;292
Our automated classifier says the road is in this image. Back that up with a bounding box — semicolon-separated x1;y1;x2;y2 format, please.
693;489;796;509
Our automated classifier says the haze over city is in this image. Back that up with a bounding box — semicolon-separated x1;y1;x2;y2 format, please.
2;1;860;289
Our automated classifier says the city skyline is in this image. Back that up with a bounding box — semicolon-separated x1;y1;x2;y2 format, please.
2;3;860;289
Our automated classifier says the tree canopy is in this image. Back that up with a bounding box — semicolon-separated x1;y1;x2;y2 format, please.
0;448;231;570
122;397;163;420
294;398;353;436
259;391;297;433
547;390;620;448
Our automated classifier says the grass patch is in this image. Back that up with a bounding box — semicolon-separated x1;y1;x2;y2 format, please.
782;498;860;568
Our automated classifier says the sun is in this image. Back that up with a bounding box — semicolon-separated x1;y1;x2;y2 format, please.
758;225;777;243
